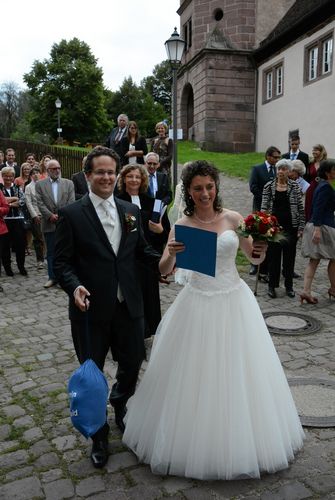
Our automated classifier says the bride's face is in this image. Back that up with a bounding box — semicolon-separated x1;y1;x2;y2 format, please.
189;175;216;209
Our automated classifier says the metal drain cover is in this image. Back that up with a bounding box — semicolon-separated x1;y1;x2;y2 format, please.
289;378;335;427
263;311;321;335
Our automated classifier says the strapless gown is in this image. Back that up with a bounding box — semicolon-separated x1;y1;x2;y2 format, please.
123;230;304;480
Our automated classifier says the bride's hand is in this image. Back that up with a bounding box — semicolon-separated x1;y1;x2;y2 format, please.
167;238;185;257
251;240;267;257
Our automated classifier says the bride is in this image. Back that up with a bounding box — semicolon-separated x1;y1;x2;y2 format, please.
123;160;304;480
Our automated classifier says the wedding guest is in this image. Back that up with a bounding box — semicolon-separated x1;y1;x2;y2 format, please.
282;135;309;170
25;167;45;269
249;146;281;279
105;113;129;156
116;163;170;337
0;166;27;276
0;150;5;170
0;190;10;292
39;154;52;179
5;148;20;177
123;160;304;479
144;152;172;207
261;159;305;298
289;160;310;195
119;121;147;166
71;156;89;200
304;144;327;221
35;159;75;288
300;159;335;304
14;163;32;188
150;121;173;175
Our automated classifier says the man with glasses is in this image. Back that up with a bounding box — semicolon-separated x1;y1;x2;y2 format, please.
144;152;172;207
54;147;160;469
35;159;75;288
249;146;281;278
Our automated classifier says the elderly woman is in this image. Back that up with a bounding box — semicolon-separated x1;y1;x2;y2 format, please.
0;166;28;276
119;121;147;166
300;159;335;304
289;159;310;195
261;159;305;298
116;163;170;337
150;121;173;175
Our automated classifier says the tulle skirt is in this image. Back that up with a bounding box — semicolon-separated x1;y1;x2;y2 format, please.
301;222;335;259
123;280;304;480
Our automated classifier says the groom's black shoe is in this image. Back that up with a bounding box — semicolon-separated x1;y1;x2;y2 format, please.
91;436;109;468
114;406;127;433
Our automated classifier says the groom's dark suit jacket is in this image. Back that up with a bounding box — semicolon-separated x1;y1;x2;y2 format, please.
53;194;160;322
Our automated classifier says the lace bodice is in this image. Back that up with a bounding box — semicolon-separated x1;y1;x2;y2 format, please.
185;229;242;295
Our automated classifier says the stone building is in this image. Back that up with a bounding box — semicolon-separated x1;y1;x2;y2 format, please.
176;0;334;156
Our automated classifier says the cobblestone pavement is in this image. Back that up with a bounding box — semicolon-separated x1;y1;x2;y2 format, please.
1;174;335;499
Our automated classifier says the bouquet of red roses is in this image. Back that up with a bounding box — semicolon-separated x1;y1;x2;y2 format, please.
237;211;284;257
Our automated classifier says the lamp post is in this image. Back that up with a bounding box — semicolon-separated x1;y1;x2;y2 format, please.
55;97;62;143
165;27;185;192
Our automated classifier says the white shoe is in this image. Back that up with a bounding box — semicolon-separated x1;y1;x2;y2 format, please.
44;279;56;288
37;262;44;270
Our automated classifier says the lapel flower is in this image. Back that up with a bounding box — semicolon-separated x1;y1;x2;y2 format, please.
124;213;136;232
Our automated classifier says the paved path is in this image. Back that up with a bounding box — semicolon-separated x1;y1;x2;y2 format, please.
1;174;335;499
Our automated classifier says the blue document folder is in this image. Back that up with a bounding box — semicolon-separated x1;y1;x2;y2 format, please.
175;225;217;277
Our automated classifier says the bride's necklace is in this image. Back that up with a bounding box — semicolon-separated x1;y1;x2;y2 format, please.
193;212;218;224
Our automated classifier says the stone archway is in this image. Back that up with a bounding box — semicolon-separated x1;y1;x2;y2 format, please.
180;83;194;141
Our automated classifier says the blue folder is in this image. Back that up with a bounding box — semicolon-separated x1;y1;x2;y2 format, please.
175;225;217;277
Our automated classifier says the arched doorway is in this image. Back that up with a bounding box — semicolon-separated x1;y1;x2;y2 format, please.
180;83;194;140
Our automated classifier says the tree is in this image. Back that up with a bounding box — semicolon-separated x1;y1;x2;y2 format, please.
24;38;111;144
107;77;166;138
0;81;21;137
141;60;172;117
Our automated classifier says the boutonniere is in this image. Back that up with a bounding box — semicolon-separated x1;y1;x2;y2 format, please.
124;213;137;232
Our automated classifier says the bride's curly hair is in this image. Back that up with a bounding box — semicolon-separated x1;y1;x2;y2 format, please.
181;160;222;216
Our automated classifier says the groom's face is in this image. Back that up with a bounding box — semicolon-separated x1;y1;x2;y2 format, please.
87;155;117;199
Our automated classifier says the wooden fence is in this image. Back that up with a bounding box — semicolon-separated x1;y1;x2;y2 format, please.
0;138;87;179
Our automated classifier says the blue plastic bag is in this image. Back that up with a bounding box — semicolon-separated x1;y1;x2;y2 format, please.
68;359;109;438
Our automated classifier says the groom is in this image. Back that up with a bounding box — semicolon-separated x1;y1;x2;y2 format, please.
54;147;161;468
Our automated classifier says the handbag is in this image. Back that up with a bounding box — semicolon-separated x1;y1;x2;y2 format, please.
68;307;109;438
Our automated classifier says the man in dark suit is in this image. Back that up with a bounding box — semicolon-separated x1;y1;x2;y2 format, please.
54;147;160;469
144;152;172;207
71;156;89;200
249;146;281;278
104;114;128;156
5;148;20;178
282;135;309;170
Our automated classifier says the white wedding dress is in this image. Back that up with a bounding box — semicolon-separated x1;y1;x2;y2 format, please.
123;230;304;480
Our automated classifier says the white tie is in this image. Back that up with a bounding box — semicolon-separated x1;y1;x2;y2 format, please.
100;200;123;301
101;200;114;243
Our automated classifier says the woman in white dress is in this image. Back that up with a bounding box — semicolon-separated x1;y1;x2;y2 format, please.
123;160;304;480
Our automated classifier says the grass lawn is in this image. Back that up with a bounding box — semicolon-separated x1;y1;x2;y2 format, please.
178;141;264;180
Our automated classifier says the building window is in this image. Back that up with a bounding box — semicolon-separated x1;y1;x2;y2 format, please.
262;61;284;103
304;31;333;84
323;38;333;74
183;18;192;51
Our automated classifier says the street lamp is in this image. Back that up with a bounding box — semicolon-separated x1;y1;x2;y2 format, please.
165;27;185;192
55;97;62;143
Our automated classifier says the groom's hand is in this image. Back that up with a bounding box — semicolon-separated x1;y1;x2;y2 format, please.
74;286;90;311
